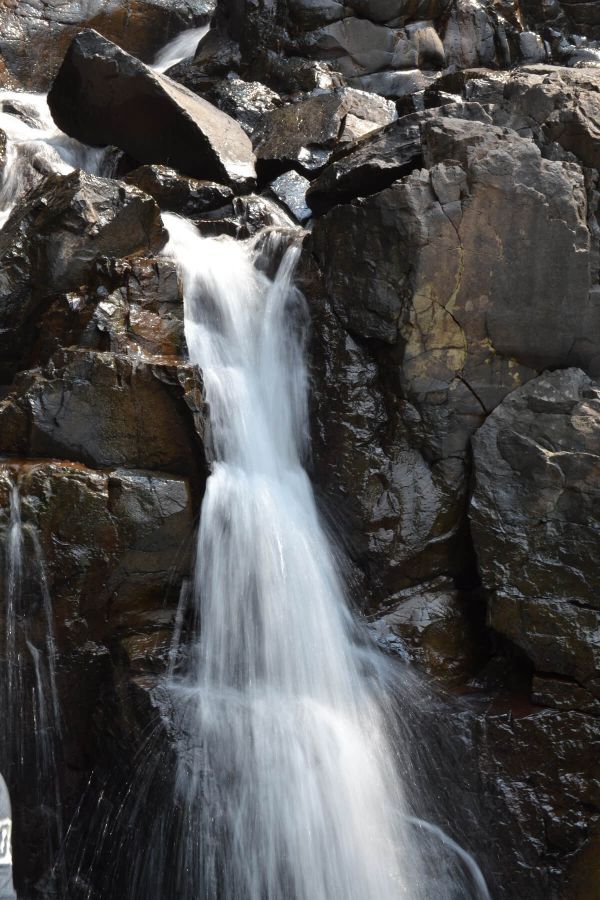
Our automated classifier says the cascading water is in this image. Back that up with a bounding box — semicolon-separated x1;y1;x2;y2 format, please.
0;476;64;892
160;215;490;900
152;26;209;73
0;90;111;226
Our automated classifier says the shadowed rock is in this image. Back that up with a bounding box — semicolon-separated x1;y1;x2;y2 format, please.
470;368;600;694
48;30;256;189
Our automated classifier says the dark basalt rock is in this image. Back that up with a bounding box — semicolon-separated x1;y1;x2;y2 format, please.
0;350;208;483
0;0;215;91
307;100;491;214
304;112;599;605
470;368;600;695
0;169;166;384
48;30;256;189
124;164;234;215
253;86;397;178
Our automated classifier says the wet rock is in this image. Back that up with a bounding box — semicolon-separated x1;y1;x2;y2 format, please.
35;255;186;362
0;169;165;383
124;164;233;215
203;77;283;135
0;350;207;481
193;193;297;237
0;460;194;644
268;171;312;223
48;30;256;190
307;101;491;213
305;113;599;598
253;86;396;177
470;369;600;694
371;577;485;683
0;0;215;91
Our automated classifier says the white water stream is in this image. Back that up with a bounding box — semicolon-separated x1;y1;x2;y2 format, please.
161;217;488;900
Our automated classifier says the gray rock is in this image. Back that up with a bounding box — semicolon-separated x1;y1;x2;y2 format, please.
268;171;312;222
348;68;435;98
253;86;396;176
48;30;256;190
470;369;600;693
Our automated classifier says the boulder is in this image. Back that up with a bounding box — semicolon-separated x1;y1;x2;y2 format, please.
48;30;256;190
470;369;600;695
124;164;233;215
0;0;215;91
307;101;491;213
0;169;166;383
253;86;396;177
0;350;208;482
304;113;599;600
268;171;312;223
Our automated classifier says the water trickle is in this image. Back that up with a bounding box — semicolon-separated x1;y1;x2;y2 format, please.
0;477;64;891
152;26;210;73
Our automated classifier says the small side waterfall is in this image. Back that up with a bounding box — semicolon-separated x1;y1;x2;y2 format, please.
0;91;111;226
152;26;209;73
0;477;64;892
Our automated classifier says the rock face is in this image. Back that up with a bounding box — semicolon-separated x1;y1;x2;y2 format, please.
48;30;256;189
0;169;166;383
0;0;215;91
304;110;600;604
471;369;600;696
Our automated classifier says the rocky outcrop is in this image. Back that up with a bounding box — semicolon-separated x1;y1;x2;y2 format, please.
48;30;256;189
0;169;166;383
304;111;599;605
0;0;215;91
471;369;600;696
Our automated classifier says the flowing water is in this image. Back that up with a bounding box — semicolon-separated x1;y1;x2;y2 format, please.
161;215;490;900
0;27;491;898
152;26;210;73
0;90;111;227
0;477;64;892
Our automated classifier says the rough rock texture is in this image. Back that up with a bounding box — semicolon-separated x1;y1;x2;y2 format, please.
471;369;600;696
304;112;600;603
48;30;256;189
124;164;234;215
0;0;215;91
253;86;397;178
0;169;166;383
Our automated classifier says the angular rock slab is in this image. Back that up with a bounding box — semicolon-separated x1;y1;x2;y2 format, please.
0;459;194;642
48;30;256;189
0;169;166;383
470;369;600;694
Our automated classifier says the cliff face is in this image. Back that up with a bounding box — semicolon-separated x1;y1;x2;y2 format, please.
0;1;599;898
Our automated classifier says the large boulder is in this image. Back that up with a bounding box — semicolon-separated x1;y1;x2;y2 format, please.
0;169;166;383
470;369;600;696
0;350;207;484
48;30;256;189
253;87;397;178
0;0;215;91
303;113;599;601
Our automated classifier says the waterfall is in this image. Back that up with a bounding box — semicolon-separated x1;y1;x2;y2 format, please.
0;477;64;892
152;26;210;73
161;215;488;900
